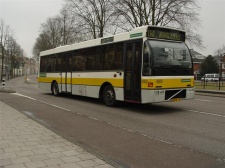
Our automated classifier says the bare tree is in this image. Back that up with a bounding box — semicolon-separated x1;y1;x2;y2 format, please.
64;0;118;39
57;8;82;45
0;19;12;81
215;45;225;56
41;17;62;48
7;36;24;78
114;0;202;47
32;33;52;61
1;19;26;79
33;16;64;61
33;7;87;60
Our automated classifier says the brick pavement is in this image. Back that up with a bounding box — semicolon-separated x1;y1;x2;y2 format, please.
0;101;114;168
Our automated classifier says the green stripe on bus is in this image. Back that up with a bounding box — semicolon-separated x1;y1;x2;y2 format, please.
181;79;191;82
130;32;143;38
39;73;46;77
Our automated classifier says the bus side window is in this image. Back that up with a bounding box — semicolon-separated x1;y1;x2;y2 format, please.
40;57;47;73
47;56;55;72
61;53;67;72
86;47;102;70
55;56;62;72
96;47;104;70
75;50;87;71
104;45;114;70
72;51;78;71
114;43;123;69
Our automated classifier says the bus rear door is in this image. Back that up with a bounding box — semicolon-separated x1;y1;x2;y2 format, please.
61;53;72;93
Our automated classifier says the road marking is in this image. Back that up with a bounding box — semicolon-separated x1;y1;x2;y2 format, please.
10;93;225;119
9;92;225;152
108;122;182;148
50;104;71;111
183;109;225;118
10;93;71;112
38;100;71;112
195;99;212;102
10;92;184;150
11;93;36;100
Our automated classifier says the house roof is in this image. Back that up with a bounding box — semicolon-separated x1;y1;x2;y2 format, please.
190;49;205;63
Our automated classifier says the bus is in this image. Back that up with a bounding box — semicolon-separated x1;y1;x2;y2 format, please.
38;25;195;106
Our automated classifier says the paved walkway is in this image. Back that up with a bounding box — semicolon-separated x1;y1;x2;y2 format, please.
0;101;114;168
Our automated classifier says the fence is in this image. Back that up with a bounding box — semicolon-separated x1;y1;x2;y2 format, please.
195;78;225;90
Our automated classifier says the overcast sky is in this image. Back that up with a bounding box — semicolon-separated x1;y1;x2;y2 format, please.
0;0;225;57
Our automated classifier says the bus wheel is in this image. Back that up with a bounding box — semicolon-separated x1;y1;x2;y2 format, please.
52;82;59;96
103;85;117;107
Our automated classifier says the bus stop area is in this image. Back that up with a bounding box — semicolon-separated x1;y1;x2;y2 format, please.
0;100;114;168
0;78;114;168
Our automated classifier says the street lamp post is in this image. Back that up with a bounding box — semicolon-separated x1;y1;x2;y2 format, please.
219;61;222;90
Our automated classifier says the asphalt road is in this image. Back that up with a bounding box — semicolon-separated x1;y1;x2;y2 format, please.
1;75;225;168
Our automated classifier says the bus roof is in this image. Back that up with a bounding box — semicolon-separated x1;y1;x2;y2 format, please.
40;25;185;57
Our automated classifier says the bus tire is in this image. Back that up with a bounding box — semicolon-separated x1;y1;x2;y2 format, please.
52;82;59;96
103;85;117;107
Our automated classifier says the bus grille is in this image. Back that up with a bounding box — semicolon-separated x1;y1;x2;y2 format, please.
165;90;186;100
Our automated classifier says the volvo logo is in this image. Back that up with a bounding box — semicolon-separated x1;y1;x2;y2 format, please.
156;79;163;83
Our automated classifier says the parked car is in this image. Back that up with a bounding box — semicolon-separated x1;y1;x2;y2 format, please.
201;73;219;82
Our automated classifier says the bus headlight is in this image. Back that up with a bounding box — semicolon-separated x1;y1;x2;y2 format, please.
187;88;195;93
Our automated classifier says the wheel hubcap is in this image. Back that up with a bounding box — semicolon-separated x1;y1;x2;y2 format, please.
105;90;114;103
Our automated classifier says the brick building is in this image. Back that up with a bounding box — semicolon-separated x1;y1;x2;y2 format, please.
190;49;206;80
214;53;225;79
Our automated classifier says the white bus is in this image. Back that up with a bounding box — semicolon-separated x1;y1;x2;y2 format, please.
38;25;195;106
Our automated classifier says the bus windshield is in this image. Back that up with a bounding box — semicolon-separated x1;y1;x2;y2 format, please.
149;40;192;69
143;40;193;76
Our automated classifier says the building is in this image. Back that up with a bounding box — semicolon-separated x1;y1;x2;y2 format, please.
190;49;206;80
1;49;38;80
23;57;38;75
214;53;225;79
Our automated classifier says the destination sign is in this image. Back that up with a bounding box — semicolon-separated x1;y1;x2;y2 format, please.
101;36;114;44
147;27;185;42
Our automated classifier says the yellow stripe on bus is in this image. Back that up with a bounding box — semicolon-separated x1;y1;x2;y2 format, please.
38;77;194;89
38;77;123;87
141;78;194;89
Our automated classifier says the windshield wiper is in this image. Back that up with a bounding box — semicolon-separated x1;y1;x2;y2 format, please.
151;64;168;68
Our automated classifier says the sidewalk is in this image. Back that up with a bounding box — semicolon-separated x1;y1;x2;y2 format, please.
0;101;114;168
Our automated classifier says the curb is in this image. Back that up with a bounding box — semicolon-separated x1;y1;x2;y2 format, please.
0;88;16;93
195;89;225;95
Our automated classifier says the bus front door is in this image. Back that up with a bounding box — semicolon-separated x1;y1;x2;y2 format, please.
124;42;142;103
61;54;72;93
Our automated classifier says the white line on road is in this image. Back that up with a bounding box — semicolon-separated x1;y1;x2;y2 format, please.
11;93;36;100
183;109;225;118
39;100;71;112
10;93;71;112
195;99;212;102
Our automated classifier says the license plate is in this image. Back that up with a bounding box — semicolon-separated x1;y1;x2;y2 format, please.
171;98;181;102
